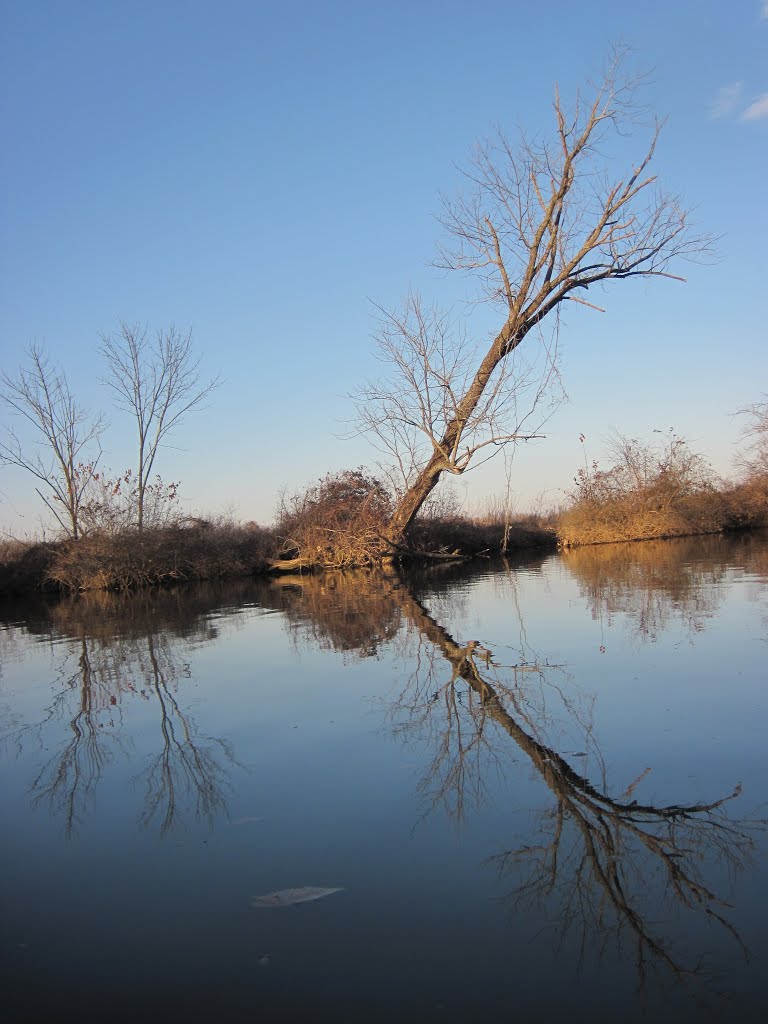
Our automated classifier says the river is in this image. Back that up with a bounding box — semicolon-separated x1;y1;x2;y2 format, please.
1;532;767;1023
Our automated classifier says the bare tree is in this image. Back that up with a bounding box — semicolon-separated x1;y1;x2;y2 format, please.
99;322;218;532
355;52;710;549
354;293;559;503
736;395;768;478
0;345;105;539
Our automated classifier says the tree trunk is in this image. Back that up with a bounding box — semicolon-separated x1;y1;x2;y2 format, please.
384;319;530;548
384;453;446;547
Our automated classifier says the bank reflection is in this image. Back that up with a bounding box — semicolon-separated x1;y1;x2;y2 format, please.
267;572;404;658
562;533;768;641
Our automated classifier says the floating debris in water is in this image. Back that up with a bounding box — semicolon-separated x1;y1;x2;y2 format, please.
257;953;271;967
252;886;344;908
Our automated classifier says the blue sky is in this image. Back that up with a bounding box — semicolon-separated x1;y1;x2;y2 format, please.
1;0;766;533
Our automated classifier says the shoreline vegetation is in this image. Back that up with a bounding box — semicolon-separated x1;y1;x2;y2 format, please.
1;465;766;596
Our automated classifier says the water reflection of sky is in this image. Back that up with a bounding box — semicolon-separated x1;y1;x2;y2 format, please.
1;533;767;1023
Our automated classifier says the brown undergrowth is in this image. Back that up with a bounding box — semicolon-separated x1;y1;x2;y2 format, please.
407;515;556;557
558;433;768;548
273;469;557;570
0;520;274;594
559;479;767;548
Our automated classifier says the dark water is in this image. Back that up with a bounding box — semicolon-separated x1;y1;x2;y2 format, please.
1;533;767;1023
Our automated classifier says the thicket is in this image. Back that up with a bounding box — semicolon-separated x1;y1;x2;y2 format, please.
407;512;556;557
0;519;273;594
274;468;392;568
558;431;767;547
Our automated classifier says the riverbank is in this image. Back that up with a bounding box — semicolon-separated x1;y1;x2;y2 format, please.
0;516;558;595
3;477;766;596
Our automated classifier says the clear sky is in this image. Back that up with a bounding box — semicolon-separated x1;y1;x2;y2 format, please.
1;0;766;534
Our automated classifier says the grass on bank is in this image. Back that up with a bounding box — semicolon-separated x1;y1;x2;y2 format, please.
558;477;768;547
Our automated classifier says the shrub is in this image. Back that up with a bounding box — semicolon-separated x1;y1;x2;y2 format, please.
275;469;392;567
558;432;731;547
75;465;182;536
45;518;274;591
0;538;57;594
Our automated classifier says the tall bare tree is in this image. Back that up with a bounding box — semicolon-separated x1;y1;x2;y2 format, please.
355;52;710;549
99;322;218;532
0;345;105;539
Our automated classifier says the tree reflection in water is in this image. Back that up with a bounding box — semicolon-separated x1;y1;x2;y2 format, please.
136;630;239;833
19;633;129;836
269;565;762;991
403;583;754;984
3;586;249;836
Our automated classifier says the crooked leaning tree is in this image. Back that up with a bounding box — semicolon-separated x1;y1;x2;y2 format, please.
354;52;709;550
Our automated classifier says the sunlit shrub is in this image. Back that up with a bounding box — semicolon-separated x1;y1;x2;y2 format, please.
558;431;735;547
275;468;392;567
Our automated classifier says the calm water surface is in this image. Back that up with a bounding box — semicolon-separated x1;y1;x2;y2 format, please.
2;533;767;1023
